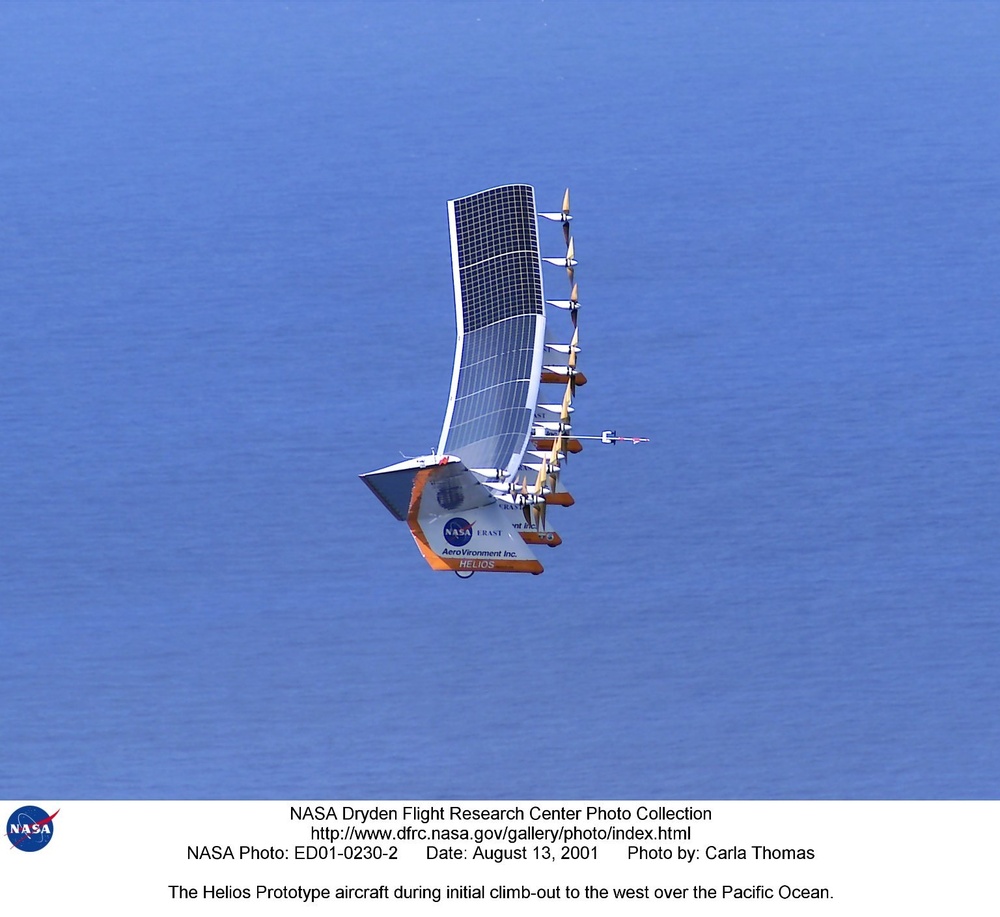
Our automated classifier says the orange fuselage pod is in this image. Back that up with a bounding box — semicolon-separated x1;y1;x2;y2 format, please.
496;498;563;547
540;370;588;387
406;459;543;574
543;491;575;507
533;437;583;454
518;529;563;547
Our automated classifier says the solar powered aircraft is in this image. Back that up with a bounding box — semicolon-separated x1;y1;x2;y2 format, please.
360;184;647;576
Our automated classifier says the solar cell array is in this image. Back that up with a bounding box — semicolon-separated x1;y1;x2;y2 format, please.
438;184;545;474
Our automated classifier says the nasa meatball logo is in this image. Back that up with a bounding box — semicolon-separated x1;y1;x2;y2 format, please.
436;481;463;511
7;805;59;852
443;517;473;547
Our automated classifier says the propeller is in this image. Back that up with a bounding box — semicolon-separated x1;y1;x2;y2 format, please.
544;334;581;356
532;459;549;531
546;282;581;326
518;476;531;525
541;326;585;386
543;231;577;278
546;431;566;480
560;378;573;426
530;501;546;532
566;326;581;394
538;187;573;245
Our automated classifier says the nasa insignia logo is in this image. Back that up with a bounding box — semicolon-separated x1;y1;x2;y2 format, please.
7;805;59;852
443;517;473;547
436;481;463;510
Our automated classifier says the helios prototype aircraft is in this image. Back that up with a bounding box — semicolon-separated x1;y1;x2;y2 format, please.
361;184;647;576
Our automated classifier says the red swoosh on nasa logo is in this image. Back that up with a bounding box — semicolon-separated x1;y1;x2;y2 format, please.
7;809;60;848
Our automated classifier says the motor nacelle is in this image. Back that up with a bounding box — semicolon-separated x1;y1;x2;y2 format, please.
533;437;583;454
519;529;563;547
540;367;588;386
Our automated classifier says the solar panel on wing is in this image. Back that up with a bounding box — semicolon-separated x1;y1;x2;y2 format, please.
437;185;546;476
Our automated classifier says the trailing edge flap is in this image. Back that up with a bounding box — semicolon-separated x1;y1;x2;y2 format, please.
408;459;543;575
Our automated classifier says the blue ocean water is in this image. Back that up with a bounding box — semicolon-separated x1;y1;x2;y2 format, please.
2;0;998;799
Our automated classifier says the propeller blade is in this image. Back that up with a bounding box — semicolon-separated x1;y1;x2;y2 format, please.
567;327;580;370
544;439;561;488
548;434;562;465
546;282;579;314
530;498;547;532
534;458;548;495
547;433;563;474
560;383;573;425
569;328;581;393
540;189;572;229
541;189;572;225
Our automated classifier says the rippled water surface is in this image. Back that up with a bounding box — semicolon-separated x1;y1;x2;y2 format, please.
2;1;998;799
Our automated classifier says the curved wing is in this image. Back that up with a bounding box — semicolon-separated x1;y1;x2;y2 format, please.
436;184;546;478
